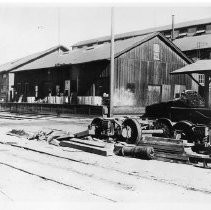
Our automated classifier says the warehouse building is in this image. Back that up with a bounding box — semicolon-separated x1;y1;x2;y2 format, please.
4;32;192;115
72;17;211;61
0;45;69;102
70;17;211;97
62;32;193;115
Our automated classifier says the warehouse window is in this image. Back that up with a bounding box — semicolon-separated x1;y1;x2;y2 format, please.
153;44;160;60
206;24;211;33
198;74;205;85
187;27;196;36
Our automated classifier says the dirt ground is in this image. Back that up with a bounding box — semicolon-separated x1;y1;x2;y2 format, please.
0;112;211;209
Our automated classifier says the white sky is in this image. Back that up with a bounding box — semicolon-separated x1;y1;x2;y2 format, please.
0;3;211;65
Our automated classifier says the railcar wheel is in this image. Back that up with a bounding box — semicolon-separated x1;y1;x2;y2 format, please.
153;119;174;138
121;118;142;144
173;121;194;142
90;117;103;138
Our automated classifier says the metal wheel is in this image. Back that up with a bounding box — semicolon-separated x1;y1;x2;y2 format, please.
90;117;103;138
173;121;194;142
153;121;173;138
121;118;142;144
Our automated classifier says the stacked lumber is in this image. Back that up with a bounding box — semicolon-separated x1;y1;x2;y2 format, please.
59;138;114;156
137;136;192;163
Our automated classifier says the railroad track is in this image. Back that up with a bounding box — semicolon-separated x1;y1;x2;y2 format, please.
0;142;143;202
1;139;211;202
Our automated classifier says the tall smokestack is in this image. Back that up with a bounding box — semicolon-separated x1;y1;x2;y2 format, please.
171;15;175;41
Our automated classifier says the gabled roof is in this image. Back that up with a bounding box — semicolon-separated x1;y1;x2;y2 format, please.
11;51;62;73
171;59;211;75
72;17;211;48
173;34;211;51
11;32;192;73
0;45;69;73
60;32;192;65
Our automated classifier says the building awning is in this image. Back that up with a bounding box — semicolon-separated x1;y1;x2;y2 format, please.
171;59;211;75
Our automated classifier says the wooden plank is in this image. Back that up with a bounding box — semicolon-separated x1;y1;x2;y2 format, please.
142;136;183;144
138;142;184;151
155;153;189;163
139;140;184;148
74;129;95;138
59;141;113;156
155;152;189;160
67;138;112;148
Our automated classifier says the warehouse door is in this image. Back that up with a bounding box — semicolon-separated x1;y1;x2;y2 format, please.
147;85;161;105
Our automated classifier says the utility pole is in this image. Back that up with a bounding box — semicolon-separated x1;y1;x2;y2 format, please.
171;14;175;41
57;7;61;55
109;7;114;118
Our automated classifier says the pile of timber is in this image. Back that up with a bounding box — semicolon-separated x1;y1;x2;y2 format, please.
137;136;193;163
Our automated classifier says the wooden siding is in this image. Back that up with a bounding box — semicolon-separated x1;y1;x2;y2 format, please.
113;36;191;109
0;73;9;102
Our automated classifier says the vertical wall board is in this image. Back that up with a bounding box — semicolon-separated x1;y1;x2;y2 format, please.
141;61;148;106
134;60;140;105
147;85;161;105
113;35;192;113
148;61;154;84
161;84;171;102
153;61;159;84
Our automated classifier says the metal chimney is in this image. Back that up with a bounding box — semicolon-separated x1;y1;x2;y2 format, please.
171;15;175;41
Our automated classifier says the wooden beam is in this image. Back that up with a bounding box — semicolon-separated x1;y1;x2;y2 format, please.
59;140;113;156
187;74;202;87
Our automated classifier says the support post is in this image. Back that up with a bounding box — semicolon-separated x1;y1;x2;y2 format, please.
204;73;210;108
109;7;114;117
92;83;95;96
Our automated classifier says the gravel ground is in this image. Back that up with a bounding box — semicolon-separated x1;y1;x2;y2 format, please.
0;112;211;209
